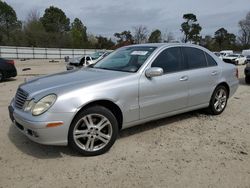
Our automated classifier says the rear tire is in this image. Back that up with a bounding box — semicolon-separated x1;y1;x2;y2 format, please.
207;85;228;115
68;106;118;156
246;76;250;84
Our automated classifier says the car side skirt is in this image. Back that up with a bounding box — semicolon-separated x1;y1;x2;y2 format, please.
122;103;209;129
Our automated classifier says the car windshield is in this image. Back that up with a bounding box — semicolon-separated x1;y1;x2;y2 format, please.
93;46;156;73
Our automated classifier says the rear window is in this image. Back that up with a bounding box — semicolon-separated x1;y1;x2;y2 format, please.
205;53;217;67
183;47;207;69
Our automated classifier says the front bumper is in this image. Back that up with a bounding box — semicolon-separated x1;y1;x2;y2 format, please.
8;103;74;146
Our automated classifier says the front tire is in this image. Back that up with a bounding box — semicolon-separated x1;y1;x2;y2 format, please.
207;85;228;115
68;106;118;156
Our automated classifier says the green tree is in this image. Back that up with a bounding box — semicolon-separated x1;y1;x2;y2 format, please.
40;6;70;33
70;18;87;48
148;29;162;43
23;10;47;47
0;1;20;44
181;13;202;43
114;30;133;45
95;36;114;49
200;35;214;50
214;28;236;50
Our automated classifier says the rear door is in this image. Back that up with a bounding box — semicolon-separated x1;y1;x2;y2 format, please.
182;47;220;107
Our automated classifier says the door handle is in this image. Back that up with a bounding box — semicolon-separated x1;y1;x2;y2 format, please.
211;71;218;76
180;76;188;81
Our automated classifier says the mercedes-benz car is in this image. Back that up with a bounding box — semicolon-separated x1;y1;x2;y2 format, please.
9;43;239;156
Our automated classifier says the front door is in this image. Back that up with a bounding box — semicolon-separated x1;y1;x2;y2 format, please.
139;47;189;119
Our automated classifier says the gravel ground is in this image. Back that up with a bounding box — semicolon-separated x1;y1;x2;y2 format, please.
0;59;249;188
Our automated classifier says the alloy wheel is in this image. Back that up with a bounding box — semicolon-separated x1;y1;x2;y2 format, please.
213;88;227;112
73;114;113;152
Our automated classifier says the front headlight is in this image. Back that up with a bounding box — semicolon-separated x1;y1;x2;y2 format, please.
24;100;35;112
32;94;57;116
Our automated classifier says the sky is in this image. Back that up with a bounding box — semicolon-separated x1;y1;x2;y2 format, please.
5;0;250;40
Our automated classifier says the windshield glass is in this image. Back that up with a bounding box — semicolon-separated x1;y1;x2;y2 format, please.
93;46;156;72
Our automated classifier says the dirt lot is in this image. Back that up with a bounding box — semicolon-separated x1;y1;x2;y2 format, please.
0;59;250;188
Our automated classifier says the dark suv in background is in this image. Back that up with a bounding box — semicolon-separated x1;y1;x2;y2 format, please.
245;55;250;84
0;58;17;82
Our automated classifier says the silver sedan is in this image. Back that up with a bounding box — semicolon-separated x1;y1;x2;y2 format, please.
9;43;239;156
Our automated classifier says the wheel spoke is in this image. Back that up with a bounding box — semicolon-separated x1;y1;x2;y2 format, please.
215;94;220;101
96;132;110;144
219;90;223;97
85;137;91;150
218;103;222;111
83;115;93;128
74;130;88;139
90;138;95;150
221;96;226;102
97;119;109;130
214;101;219;109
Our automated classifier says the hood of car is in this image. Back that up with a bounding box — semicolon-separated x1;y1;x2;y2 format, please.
20;68;130;98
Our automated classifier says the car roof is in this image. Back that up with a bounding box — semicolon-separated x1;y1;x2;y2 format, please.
127;43;204;49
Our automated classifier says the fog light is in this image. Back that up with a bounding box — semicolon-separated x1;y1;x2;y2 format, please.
32;130;39;137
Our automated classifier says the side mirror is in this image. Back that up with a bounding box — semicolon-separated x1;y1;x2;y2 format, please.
145;67;164;78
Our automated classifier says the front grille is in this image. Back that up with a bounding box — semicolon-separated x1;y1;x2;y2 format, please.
15;88;28;109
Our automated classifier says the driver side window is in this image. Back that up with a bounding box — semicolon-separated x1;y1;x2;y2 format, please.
151;47;185;73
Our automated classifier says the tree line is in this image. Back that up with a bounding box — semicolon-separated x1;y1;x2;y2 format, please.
0;1;250;51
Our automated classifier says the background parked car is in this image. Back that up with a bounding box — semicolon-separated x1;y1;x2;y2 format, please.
246;55;250;63
245;61;250;84
0;58;17;82
66;51;111;70
220;50;233;57
223;54;247;65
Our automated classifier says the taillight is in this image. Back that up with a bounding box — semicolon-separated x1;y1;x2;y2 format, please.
7;60;15;65
235;67;239;79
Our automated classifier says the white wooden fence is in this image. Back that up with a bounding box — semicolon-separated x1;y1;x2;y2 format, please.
0;46;110;59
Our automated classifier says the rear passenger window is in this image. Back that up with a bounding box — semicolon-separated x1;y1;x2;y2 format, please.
205;53;217;67
183;47;207;69
152;47;186;73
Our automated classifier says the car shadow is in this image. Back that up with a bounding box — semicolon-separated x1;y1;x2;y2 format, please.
8;125;78;159
119;111;199;138
8;110;203;159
